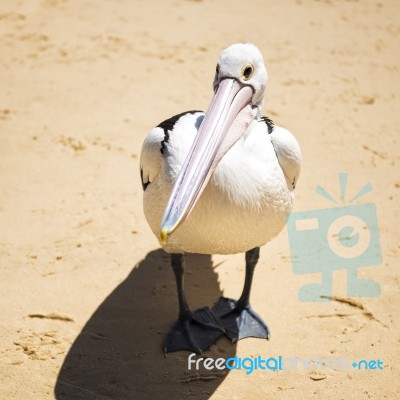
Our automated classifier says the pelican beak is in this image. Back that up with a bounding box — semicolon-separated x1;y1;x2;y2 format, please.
160;78;257;243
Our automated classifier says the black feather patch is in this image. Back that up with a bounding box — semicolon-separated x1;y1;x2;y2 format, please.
158;110;202;154
260;116;274;134
140;168;150;191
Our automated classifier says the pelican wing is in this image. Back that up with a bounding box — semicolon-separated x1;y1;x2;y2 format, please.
269;125;302;189
140;110;203;191
140;127;164;191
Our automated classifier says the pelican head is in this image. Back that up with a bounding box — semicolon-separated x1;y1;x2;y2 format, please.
160;43;268;243
213;43;268;110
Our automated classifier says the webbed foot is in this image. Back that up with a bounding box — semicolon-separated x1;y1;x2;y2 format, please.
212;297;270;342
164;306;225;353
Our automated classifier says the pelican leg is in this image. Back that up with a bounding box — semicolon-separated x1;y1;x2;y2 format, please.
164;253;225;353
212;247;270;342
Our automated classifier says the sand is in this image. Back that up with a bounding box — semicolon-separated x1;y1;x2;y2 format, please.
1;0;399;399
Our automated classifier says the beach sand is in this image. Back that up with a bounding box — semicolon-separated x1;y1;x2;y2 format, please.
0;0;399;398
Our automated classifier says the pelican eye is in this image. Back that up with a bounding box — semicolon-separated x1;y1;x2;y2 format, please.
215;64;220;75
241;64;254;80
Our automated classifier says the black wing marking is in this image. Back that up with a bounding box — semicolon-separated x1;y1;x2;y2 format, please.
140;168;150;191
259;116;274;134
159;110;202;154
141;110;203;191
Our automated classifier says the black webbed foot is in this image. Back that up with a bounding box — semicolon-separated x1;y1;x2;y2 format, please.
212;297;270;342
164;306;225;353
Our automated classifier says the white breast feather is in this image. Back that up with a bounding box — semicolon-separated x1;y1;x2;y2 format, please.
140;115;301;255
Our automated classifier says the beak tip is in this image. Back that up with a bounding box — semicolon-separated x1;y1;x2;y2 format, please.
160;228;168;245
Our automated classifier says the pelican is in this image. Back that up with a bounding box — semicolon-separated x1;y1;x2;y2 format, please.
140;43;301;353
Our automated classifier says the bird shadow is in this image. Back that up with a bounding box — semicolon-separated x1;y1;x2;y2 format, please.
54;249;237;400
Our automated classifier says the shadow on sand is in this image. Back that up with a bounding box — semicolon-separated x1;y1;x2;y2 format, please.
55;249;236;400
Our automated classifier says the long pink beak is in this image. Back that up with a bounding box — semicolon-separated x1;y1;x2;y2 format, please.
160;78;256;243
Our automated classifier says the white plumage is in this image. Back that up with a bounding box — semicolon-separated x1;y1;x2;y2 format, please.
141;111;301;254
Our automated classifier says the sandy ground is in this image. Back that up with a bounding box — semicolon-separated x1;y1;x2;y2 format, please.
1;0;399;399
